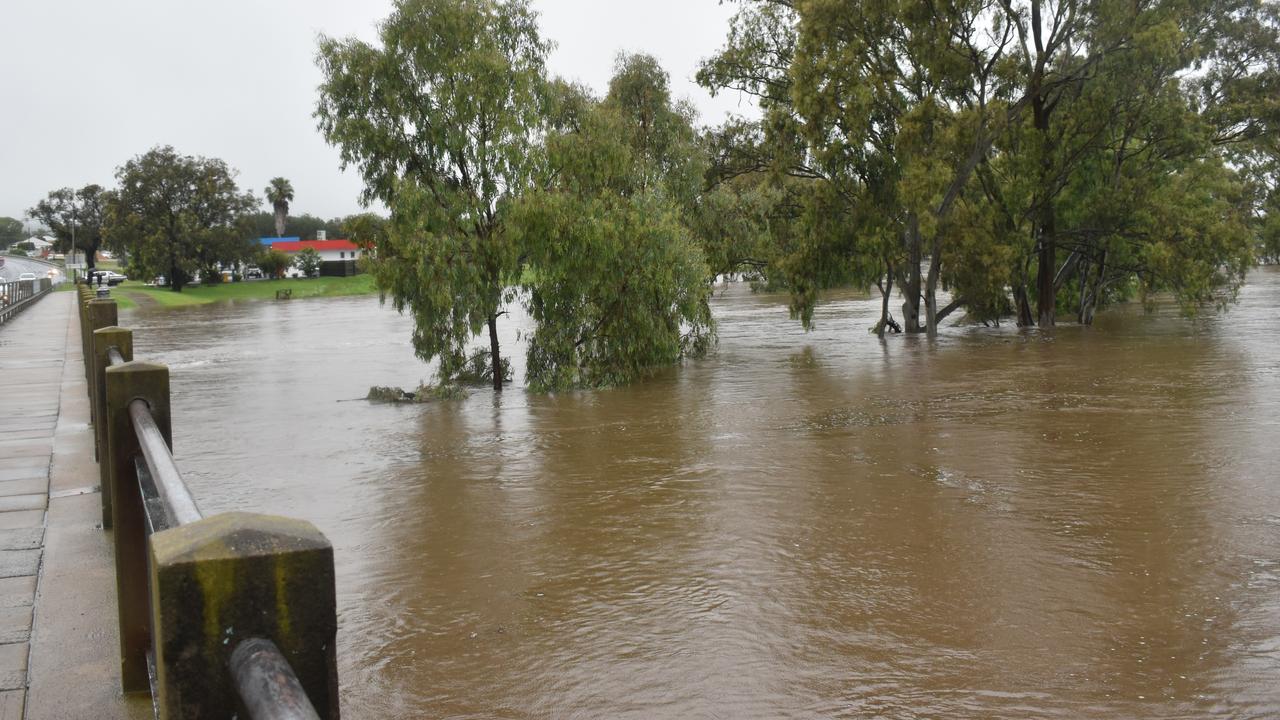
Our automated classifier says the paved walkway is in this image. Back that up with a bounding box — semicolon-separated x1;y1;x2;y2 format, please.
0;292;149;719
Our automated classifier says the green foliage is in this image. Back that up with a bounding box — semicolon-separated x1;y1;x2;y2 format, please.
1262;188;1280;263
256;248;293;279
514;55;715;391
27;185;109;268
293;246;322;278
340;213;386;251
0;217;23;249
450;348;513;386
366;383;469;402
105;146;257;292
317;0;549;390
244;212;343;241
699;0;1276;331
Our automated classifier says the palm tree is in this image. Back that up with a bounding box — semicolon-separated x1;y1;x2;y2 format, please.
264;177;294;238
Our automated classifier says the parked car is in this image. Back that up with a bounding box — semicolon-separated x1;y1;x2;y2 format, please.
18;272;36;281
245;267;263;279
91;270;127;286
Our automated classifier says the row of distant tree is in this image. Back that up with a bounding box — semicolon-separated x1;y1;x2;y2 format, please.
17;156;381;291
0;217;29;249
313;0;1278;393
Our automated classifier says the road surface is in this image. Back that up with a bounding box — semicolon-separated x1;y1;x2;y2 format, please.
0;255;66;284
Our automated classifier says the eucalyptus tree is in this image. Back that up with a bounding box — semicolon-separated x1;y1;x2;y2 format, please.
984;0;1274;324
105;146;257;291
703;0;1017;336
704;0;1274;334
699;2;895;335
316;0;549;391
512;57;714;390
264;177;294;238
28;184;110;269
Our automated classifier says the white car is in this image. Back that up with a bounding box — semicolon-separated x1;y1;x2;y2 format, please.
18;273;36;281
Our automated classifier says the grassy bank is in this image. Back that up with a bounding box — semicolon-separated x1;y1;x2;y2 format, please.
109;274;378;311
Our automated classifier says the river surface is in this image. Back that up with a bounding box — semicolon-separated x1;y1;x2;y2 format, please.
121;267;1280;719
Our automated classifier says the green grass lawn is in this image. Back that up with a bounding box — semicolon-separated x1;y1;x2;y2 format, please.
109;274;378;311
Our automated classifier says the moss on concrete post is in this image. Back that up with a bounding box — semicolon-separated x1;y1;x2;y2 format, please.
85;299;119;414
92;327;133;529
78;287;92;380
149;512;339;719
105;361;171;693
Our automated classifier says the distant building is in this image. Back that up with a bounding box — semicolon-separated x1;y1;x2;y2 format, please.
259;236;300;246
20;236;55;258
269;239;363;277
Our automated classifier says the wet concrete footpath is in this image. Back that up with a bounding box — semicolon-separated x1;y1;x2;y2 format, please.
0;291;149;719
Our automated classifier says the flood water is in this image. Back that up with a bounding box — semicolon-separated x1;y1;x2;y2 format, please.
122;267;1280;719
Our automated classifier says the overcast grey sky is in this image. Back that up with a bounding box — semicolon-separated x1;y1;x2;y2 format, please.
0;0;757;225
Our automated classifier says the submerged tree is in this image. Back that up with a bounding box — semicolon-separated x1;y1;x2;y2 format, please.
700;0;1274;334
513;57;714;390
316;0;549;391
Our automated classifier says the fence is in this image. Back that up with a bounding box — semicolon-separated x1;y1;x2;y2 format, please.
0;276;54;325
77;283;340;719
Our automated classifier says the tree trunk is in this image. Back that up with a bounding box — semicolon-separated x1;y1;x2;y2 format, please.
273;202;287;238
1014;284;1034;326
1035;230;1055;326
170;241;182;292
1076;257;1090;322
1033;94;1056;328
924;237;941;337
1078;250;1106;325
488;314;502;393
874;262;895;337
902;217;923;333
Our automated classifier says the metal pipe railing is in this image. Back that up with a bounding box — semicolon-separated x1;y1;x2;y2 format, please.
229;638;323;720
83;291;339;719
128;398;202;527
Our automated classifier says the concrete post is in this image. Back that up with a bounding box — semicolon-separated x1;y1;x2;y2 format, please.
85;300;119;446
78;287;92;380
92;327;133;529
149;512;339;719
105;361;171;693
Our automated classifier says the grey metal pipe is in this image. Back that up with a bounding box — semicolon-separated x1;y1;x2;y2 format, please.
128;398;202;526
229;638;323;720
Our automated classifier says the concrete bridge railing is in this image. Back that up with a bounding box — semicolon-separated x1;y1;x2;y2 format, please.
77;284;340;720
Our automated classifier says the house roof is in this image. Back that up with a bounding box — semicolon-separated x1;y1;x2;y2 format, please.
270;239;357;253
259;236;299;245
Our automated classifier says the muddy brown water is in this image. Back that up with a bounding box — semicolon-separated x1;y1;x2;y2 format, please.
122;267;1280;718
